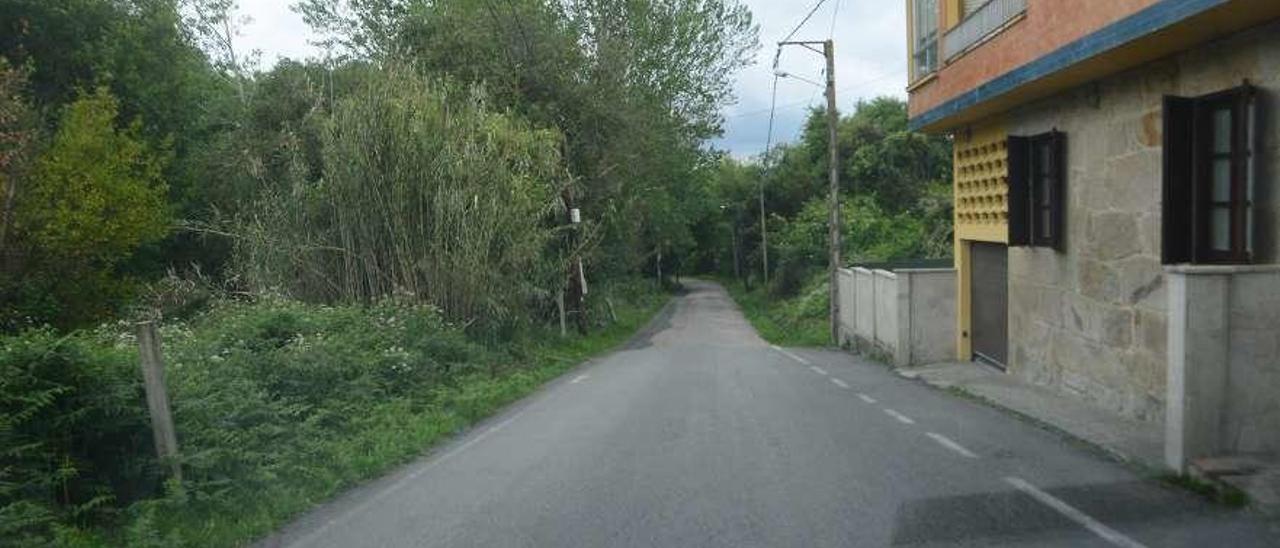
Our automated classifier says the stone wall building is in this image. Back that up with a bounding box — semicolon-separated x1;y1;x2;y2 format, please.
904;0;1280;471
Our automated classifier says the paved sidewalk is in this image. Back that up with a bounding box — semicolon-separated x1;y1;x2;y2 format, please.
897;362;1166;471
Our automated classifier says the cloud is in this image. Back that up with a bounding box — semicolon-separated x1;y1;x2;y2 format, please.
234;0;907;157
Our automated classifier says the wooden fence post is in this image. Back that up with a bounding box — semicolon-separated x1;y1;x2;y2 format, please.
137;321;182;483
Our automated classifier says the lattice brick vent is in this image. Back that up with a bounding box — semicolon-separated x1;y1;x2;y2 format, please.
954;138;1008;226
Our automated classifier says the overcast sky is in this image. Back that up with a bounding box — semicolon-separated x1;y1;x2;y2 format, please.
234;1;908;159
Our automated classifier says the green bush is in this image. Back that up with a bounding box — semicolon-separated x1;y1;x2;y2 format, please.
0;329;156;545
3;89;171;330
234;66;563;331
1;284;665;546
1;296;483;545
722;273;830;348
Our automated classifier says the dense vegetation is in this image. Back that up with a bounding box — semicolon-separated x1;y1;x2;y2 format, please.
2;281;665;546
0;0;951;544
700;98;952;344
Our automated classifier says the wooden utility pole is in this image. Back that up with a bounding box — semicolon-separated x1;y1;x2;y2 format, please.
759;182;768;286
731;218;742;281
823;39;841;345
562;188;588;335
778;38;842;345
136;321;181;483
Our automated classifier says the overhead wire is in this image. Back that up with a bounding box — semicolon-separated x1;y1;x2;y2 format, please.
829;0;842;39
781;0;831;44
756;0;831;285
726;68;907;120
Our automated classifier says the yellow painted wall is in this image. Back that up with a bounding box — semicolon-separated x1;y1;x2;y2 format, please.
952;119;1008;360
944;0;963;29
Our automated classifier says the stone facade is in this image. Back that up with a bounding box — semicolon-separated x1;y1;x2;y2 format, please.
1001;22;1280;422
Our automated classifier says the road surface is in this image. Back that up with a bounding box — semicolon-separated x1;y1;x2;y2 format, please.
259;280;1278;547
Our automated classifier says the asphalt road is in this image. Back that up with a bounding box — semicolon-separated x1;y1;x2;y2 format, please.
259;280;1279;548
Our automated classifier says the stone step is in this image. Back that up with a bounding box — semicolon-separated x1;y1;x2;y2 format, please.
1190;455;1280;514
1191;455;1270;478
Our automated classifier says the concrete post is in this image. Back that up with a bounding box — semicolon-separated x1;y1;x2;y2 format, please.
895;271;913;368
1165;270;1231;472
137;321;182;483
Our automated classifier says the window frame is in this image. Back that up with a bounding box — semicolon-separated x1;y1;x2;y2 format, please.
1162;84;1258;265
1008;130;1066;251
910;0;940;81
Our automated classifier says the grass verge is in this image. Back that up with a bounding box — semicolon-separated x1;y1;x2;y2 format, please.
3;285;669;547
1160;474;1250;508
717;276;830;348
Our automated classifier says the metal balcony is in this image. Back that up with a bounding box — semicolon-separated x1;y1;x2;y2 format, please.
943;0;1027;61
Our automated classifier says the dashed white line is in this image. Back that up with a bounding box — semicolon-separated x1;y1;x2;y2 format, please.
770;345;811;365
570;374;590;384
809;366;829;376
1005;477;1148;548
857;393;877;404
883;408;915;425
926;432;978;459
830;378;850;389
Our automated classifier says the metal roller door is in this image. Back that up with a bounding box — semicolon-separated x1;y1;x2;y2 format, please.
971;242;1008;369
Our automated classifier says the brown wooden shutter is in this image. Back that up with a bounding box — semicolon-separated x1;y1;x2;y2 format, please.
1007;136;1030;246
1163;96;1195;264
1049;131;1066;252
1244;85;1260;261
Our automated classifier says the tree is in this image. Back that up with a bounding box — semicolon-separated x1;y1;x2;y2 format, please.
22;89;169;262
697;98;953;295
5;88;169;328
0;59;35;255
295;0;759;283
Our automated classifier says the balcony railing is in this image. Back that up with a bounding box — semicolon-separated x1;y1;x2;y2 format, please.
943;0;1027;61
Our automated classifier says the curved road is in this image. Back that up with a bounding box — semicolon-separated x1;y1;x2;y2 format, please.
259;280;1277;547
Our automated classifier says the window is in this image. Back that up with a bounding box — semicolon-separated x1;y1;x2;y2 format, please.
1008;131;1066;250
911;0;939;80
962;0;989;18
1163;85;1259;265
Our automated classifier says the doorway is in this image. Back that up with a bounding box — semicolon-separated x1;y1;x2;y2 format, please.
970;242;1008;369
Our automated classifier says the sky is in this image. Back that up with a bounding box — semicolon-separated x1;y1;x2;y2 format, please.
234;0;908;159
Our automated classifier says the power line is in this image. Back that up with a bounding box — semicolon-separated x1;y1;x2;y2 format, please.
725;68;907;120
764;74;780;158
828;0;842;39
781;0;831;44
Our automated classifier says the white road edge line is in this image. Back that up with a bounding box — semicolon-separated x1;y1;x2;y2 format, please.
285;414;522;548
925;432;978;459
883;408;915;425
830;378;850;389
770;345;812;365
1005;477;1148;548
570;374;590;384
857;393;877;404
809;366;829;376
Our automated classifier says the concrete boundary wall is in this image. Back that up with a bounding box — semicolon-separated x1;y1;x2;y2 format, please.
1166;265;1280;472
838;267;957;367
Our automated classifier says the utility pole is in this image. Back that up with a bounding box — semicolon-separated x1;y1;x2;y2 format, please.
761;70;781;290
562;188;588;335
759;181;768;287
823;39;841;345
778;39;841;345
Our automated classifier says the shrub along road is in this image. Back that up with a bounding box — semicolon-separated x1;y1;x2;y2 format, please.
259;280;1278;548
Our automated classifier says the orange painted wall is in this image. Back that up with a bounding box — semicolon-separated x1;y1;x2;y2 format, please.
909;0;1160;118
